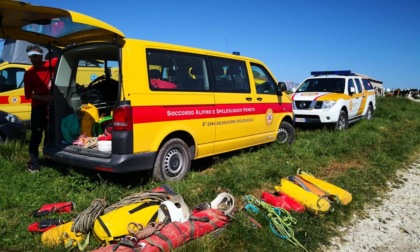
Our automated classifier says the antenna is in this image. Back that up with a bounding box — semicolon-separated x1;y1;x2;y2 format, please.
225;38;230;53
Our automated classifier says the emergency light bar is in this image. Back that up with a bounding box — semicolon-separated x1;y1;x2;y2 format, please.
311;70;354;76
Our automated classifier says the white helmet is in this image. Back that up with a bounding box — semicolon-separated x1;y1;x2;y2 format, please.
210;192;235;215
158;195;190;223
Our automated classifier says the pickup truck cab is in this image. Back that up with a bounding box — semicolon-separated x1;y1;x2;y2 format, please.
291;70;376;129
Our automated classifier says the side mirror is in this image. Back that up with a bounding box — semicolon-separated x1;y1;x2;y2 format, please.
349;86;355;95
277;82;287;96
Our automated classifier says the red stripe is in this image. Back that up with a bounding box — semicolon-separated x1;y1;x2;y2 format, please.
0;95;31;104
132;103;292;123
314;93;328;100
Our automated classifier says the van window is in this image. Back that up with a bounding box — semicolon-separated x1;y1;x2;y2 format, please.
147;49;209;91
210;58;250;93
251;64;277;94
0;67;26;92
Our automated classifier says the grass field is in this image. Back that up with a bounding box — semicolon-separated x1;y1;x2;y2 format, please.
0;97;419;252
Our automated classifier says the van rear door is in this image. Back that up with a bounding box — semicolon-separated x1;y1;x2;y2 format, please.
0;1;124;45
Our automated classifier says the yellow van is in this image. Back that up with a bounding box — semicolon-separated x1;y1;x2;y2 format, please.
0;1;295;181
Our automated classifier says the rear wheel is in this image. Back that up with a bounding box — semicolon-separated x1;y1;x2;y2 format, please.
152;138;191;182
276;121;295;144
365;104;373;120
335;110;348;130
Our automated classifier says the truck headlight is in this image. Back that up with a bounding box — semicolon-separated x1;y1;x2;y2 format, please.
321;101;336;109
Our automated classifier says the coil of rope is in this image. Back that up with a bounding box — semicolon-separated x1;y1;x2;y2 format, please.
243;195;307;252
71;191;170;234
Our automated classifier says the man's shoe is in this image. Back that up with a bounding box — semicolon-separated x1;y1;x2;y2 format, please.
27;164;39;173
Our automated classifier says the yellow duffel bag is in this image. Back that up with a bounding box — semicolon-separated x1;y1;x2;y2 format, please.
41;221;85;249
93;199;161;244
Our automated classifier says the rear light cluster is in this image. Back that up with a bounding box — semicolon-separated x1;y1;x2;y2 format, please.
113;105;133;131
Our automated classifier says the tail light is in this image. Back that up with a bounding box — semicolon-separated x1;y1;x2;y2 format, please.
113;105;133;131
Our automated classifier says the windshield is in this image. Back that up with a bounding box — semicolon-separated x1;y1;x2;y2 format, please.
21;17;96;38
297;78;345;93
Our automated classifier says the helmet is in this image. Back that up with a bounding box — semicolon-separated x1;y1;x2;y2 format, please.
158;195;190;223
210;192;235;215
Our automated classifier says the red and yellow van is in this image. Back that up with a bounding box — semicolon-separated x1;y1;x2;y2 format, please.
0;1;295;181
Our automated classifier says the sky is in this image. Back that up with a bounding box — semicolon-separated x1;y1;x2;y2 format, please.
4;0;420;90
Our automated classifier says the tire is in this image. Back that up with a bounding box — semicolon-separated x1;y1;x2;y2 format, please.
152;138;191;182
276;121;295;144
365;104;373;120
335;110;348;130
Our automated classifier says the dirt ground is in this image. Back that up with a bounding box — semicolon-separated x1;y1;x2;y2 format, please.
322;158;420;252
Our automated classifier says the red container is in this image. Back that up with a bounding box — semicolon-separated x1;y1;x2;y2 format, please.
261;191;305;213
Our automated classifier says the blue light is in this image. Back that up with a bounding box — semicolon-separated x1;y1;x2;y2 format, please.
311;70;353;76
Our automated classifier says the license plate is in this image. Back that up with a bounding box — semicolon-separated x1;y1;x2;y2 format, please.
295;118;306;123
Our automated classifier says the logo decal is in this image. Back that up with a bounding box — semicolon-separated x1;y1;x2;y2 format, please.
9;96;20;104
266;108;273;126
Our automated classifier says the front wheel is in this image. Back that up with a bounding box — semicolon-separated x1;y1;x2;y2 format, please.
335;110;348;130
152;138;191;182
276;121;295;144
365;104;373;120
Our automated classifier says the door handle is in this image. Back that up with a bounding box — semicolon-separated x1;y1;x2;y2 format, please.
246;97;252;101
257;97;262;101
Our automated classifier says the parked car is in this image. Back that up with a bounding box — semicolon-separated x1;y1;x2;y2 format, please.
291;70;376;129
0;110;25;143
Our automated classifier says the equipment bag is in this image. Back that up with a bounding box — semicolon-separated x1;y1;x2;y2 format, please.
92;208;230;252
275;178;331;215
296;172;352;205
32;201;75;217
93;200;161;244
261;191;305;213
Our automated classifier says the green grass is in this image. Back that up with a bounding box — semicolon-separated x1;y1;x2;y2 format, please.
1;97;419;251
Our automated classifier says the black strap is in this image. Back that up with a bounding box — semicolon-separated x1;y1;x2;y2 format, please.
97;216;112;238
128;200;160;214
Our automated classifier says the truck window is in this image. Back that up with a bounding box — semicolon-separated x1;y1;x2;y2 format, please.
210;57;250;93
354;78;363;93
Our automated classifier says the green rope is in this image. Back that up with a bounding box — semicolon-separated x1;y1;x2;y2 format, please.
243;195;307;251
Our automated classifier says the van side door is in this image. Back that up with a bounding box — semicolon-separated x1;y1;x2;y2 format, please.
250;63;284;143
211;57;256;153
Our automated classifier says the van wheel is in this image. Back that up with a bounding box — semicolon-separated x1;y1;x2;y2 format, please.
276;121;295;144
152;138;191;182
365;104;373;120
335;110;348;130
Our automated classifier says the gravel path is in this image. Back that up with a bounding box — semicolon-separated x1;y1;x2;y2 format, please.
322;158;420;252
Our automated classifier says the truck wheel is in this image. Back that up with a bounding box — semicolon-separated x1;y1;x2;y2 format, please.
152;138;191;182
365;104;373;120
335;110;348;130
276;121;295;144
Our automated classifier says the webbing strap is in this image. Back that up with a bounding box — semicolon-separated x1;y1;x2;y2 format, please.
145;237;164;252
96;216;111;238
155;232;174;251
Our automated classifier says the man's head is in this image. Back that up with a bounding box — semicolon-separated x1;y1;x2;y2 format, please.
26;45;43;66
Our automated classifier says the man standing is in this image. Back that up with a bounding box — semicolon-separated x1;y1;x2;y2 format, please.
24;45;57;173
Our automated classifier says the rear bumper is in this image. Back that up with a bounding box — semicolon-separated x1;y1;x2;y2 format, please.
44;146;157;173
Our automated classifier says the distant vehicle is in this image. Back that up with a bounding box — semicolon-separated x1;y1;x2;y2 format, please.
0;110;25;143
291;70;376;130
